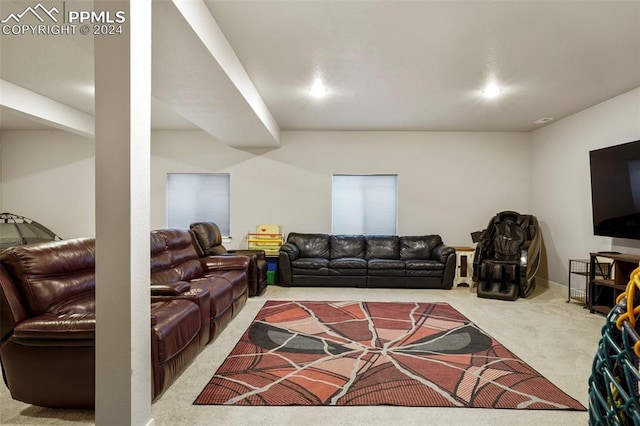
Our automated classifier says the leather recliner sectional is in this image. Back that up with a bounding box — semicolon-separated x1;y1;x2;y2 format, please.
0;229;249;408
150;228;249;342
279;233;456;289
189;221;268;297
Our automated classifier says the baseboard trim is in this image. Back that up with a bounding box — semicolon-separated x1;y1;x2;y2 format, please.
536;277;567;297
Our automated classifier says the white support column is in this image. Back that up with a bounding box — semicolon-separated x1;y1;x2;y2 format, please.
94;1;153;425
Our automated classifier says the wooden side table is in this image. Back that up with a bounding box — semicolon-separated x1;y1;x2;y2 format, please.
453;246;475;287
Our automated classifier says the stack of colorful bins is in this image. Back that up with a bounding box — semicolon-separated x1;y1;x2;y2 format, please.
589;261;640;425
247;225;283;284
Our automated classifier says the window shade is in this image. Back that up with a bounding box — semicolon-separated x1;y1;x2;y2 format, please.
332;174;398;235
167;173;230;235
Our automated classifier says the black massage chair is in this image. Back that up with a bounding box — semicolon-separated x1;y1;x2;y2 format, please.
473;211;542;301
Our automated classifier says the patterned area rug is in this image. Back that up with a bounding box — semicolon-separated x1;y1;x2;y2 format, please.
194;301;585;410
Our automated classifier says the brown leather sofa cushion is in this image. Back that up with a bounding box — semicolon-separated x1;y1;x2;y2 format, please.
189;222;227;256
151;229;204;283
0;239;95;317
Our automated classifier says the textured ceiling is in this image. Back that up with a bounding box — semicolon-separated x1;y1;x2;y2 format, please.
1;0;639;140
205;0;640;132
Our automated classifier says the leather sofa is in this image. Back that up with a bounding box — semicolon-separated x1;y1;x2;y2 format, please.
279;233;456;289
0;229;250;408
189;222;268;297
0;238;203;408
150;229;249;342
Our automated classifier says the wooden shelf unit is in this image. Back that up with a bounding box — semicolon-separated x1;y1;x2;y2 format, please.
588;252;640;315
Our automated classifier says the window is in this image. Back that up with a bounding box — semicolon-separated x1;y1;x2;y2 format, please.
166;173;230;235
332;174;398;235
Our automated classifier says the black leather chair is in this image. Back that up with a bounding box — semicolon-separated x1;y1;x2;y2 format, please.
473;211;542;301
189;222;268;297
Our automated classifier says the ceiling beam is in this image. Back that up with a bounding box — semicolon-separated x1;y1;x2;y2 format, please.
0;79;94;137
152;0;280;148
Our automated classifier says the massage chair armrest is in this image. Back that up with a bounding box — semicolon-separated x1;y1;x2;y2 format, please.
12;314;95;343
472;239;491;281
432;244;455;264
228;249;266;261
518;246;530;270
150;281;191;296
201;255;249;272
279;242;300;261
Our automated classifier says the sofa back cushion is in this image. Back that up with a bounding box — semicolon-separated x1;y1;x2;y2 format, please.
365;236;400;260
330;235;365;259
189;222;228;256
287;233;330;259
0;238;95;317
400;235;443;260
151;229;204;283
150;231;175;283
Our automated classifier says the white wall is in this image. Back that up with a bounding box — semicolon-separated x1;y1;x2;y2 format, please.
0;130;95;239
530;88;640;286
152;130;530;249
3;129;529;247
3;87;638;290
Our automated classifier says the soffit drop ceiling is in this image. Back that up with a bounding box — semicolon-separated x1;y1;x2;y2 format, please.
0;0;277;146
152;0;280;147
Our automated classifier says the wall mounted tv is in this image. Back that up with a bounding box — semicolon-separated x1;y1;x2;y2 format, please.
589;139;640;240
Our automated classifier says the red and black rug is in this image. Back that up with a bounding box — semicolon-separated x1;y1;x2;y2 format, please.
194;301;585;410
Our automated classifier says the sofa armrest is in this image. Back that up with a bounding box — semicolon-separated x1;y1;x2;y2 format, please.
433;244;456;289
226;251;259;268
150;281;191;296
433;244;455;264
228;249;266;261
279;242;300;261
278;244;299;287
0;265;28;342
151;287;211;347
201;255;249;272
13;314;95;342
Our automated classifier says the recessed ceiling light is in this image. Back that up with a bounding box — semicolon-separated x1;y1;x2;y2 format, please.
534;117;555;124
309;79;327;98
482;81;502;99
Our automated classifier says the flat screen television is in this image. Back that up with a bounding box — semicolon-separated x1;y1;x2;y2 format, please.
589;140;640;240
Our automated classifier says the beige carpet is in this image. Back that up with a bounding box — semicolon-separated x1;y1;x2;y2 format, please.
0;282;604;425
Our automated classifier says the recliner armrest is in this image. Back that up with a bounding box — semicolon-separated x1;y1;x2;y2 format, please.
13;314;95;342
228;249;266;261
151;281;191;296
201;255;249;272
